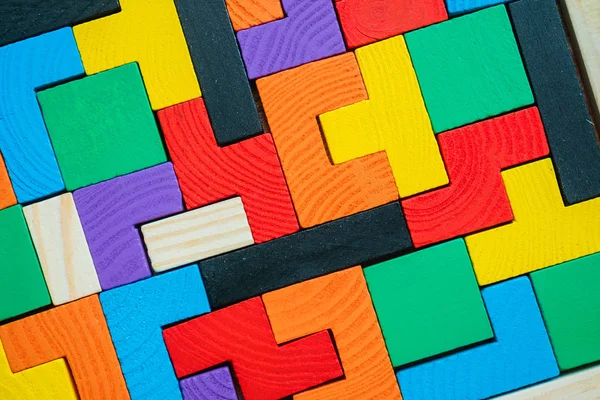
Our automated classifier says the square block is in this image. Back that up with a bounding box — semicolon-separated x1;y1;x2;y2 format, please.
38;63;166;190
364;239;492;366
406;5;533;133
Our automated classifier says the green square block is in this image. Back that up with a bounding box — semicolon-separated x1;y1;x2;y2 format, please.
405;5;533;133
531;253;600;370
364;239;493;367
0;205;50;321
38;63;166;191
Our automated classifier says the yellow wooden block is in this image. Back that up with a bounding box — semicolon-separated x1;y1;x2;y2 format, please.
0;340;77;399
73;0;200;110
466;158;600;285
319;35;448;198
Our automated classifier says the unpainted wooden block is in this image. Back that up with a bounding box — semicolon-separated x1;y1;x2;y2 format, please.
0;154;16;211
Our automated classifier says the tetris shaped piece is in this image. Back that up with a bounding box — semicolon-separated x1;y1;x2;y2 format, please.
225;0;283;31
0;154;16;211
179;366;238;400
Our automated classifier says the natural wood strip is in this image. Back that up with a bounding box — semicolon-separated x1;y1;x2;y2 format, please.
0;153;16;211
225;0;284;31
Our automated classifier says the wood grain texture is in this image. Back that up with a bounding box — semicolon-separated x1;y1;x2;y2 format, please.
23;193;101;306
180;366;238;400
142;197;254;272
0;295;130;400
402;107;549;248
465;158;600;285
263;267;401;399
163;297;343;400
73;0;200;110
319;35;448;198
157;97;299;243
225;0;283;31
256;53;398;228
0;153;16;211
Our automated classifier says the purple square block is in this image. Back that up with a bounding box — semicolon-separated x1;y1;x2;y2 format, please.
74;163;183;290
180;366;238;400
236;0;346;79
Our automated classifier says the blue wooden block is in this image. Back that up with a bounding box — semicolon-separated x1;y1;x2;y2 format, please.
397;277;559;400
0;28;83;203
445;0;510;15
100;266;211;400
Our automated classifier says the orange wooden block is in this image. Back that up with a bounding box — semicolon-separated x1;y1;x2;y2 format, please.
225;0;284;31
0;295;129;400
0;153;16;211
263;267;401;399
257;53;398;228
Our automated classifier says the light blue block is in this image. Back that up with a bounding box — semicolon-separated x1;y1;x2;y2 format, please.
397;277;559;400
0;28;83;203
445;0;510;15
101;266;211;400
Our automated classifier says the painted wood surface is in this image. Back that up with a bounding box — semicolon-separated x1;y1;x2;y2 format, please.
180;366;238;400
225;0;283;31
0;154;16;211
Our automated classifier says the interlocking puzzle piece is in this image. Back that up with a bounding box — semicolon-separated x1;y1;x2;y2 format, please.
142;197;254;272
365;239;492;367
74;163;183;290
0;154;16;211
257;53;398;227
397;277;559;399
406;5;533;133
23;193;101;306
38;63;166;191
402;107;549;247
0;295;129;399
163;297;343;400
199;202;412;309
0;0;119;47
73;0;200;110
510;0;600;204
0;28;83;203
320;35;448;198
530;252;600;370
445;0;510;15
0;339;77;400
158;98;299;243
101;266;210;400
0;205;50;322
263;267;401;399
335;0;447;48
225;0;283;31
180;366;238;400
236;0;345;79
465;158;600;285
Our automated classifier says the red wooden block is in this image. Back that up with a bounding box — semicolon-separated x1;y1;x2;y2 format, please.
402;107;549;248
335;0;448;49
162;297;343;400
157;98;299;243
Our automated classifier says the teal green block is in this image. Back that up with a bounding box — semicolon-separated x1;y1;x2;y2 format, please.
406;5;533;133
531;252;600;370
38;63;166;191
364;239;493;367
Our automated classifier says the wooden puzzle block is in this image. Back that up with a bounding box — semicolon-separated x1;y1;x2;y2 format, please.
180;366;238;400
158;98;299;243
445;0;510;15
405;5;533;133
38;63;166;191
257;53;398;227
100;266;210;400
73;0;200;110
397;277;559;400
0;205;50;322
465;158;600;285
530;252;600;370
73;163;183;290
225;0;283;31
365;239;492;367
163;297;343;400
0;28;83;203
319;35;448;198
198;202;412;309
510;0;600;204
0;295;129;399
23;193;101;306
142;197;254;273
263;267;401;399
0;153;16;211
236;0;345;79
335;0;447;48
402;107;549;248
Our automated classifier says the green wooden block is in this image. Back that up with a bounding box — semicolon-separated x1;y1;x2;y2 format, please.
0;205;50;321
364;239;493;367
531;252;600;370
405;5;533;133
38;63;166;191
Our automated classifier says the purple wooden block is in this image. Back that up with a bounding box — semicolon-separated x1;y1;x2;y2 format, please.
180;366;238;400
236;0;345;79
73;163;183;290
